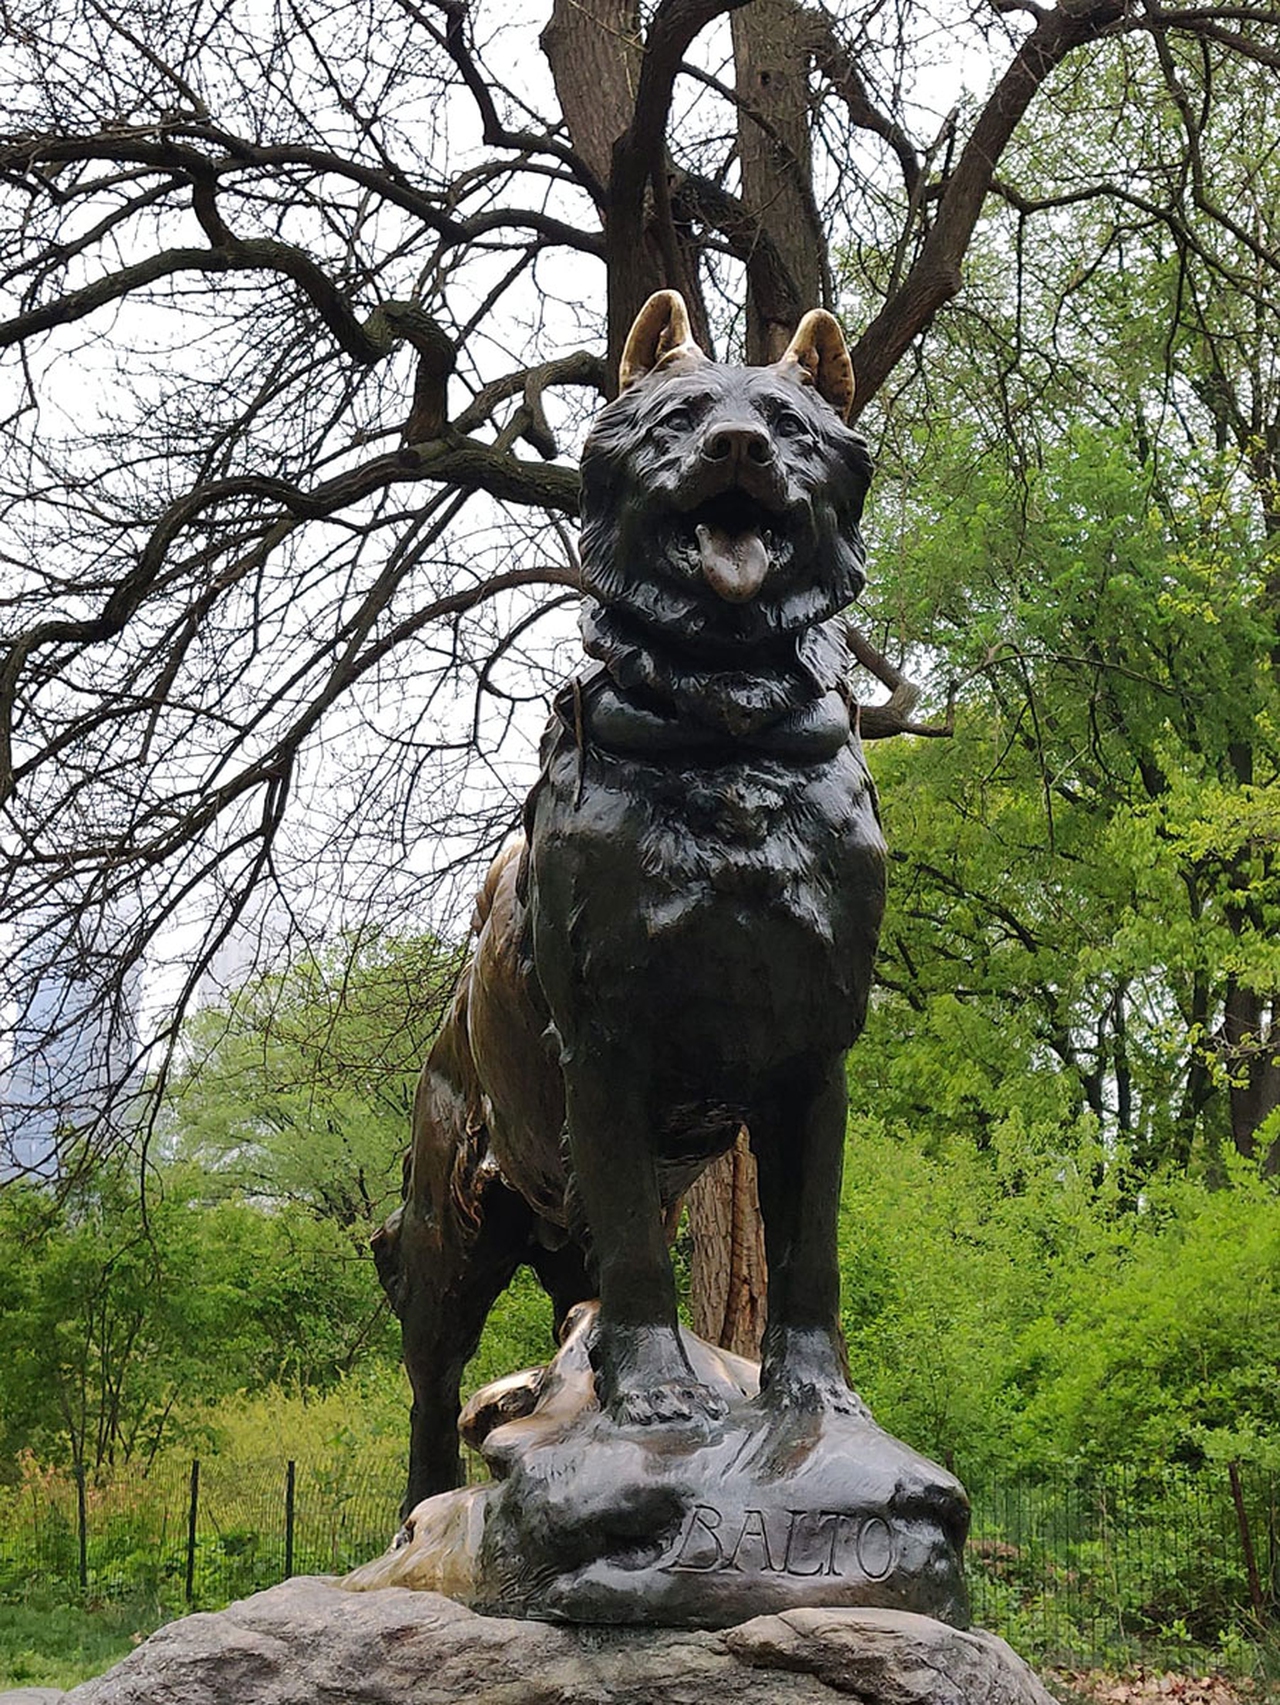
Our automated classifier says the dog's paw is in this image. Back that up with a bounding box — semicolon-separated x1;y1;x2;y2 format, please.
591;1323;730;1428
758;1327;871;1419
758;1371;870;1419
608;1377;729;1428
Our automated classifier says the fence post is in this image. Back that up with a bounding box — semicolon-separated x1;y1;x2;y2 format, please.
185;1458;200;1605
284;1460;296;1580
1228;1460;1266;1622
74;1459;88;1592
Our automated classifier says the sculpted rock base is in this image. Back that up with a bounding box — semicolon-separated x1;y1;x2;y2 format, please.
345;1305;970;1628
54;1580;1056;1705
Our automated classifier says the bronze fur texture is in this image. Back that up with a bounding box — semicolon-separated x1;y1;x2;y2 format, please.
374;294;887;1513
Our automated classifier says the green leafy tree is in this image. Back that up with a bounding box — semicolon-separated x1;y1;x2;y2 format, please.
840;1123;1280;1480
857;91;1280;1172
0;1161;401;1477
165;933;456;1231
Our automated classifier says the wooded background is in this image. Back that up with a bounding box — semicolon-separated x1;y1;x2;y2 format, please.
1;0;1279;1567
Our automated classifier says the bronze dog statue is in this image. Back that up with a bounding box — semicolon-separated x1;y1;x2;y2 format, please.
374;292;886;1513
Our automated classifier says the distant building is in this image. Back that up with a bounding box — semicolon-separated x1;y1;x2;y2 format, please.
1;921;141;1182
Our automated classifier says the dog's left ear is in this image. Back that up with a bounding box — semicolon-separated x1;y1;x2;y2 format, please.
619;290;707;390
777;311;855;421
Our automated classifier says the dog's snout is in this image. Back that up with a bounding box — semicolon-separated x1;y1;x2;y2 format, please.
701;422;774;467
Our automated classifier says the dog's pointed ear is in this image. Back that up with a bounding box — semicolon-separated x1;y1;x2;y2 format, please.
777;311;855;421
619;290;706;390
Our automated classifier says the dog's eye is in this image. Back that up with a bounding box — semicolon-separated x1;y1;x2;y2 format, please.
774;408;810;439
661;407;695;434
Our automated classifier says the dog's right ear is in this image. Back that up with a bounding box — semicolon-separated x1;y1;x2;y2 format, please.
777;311;856;421
619;291;707;390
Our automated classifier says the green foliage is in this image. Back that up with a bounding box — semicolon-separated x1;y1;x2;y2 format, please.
861;409;1280;1177
0;928;566;1486
839;1120;1280;1481
165;932;458;1233
0;1162;401;1477
1019;1165;1280;1472
0;1170;198;1475
177;1369;409;1462
459;1267;563;1399
0;932;466;1476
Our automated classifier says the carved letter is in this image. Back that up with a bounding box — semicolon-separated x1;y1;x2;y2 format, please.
727;1508;779;1574
855;1515;896;1582
782;1509;842;1577
665;1504;726;1573
821;1511;846;1576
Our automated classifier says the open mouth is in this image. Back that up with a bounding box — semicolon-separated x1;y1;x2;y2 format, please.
681;490;780;603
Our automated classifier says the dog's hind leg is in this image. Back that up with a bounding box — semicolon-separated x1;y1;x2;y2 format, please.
525;1225;594;1342
394;1176;532;1515
750;1053;868;1417
560;1039;727;1427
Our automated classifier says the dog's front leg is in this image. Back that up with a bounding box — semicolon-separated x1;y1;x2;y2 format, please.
561;1040;727;1428
751;1054;868;1417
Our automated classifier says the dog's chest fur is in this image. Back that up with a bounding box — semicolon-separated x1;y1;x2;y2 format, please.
524;335;886;1109
528;701;885;1094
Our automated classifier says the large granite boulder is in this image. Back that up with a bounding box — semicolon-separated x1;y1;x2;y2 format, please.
46;1578;1055;1704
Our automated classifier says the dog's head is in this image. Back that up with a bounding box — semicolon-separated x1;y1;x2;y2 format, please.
580;291;873;651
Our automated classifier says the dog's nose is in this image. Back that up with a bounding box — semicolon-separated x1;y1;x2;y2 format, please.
701;422;774;467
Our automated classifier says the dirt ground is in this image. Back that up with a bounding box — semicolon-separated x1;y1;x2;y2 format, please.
1048;1670;1267;1704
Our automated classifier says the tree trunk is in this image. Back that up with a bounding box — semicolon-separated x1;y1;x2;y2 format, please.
539;0;664;377
540;0;642;197
731;0;823;360
687;1129;768;1359
541;0;713;381
1223;981;1280;1176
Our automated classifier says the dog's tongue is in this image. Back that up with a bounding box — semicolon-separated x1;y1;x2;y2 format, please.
695;522;769;603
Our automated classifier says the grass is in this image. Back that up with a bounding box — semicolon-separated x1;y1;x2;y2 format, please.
0;1594;170;1691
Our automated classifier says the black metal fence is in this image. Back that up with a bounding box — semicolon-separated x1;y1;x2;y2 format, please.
965;1464;1278;1674
0;1453;404;1609
1;1457;1276;1676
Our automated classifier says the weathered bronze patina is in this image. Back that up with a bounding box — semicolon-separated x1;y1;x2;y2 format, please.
346;1303;969;1627
371;294;966;1626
